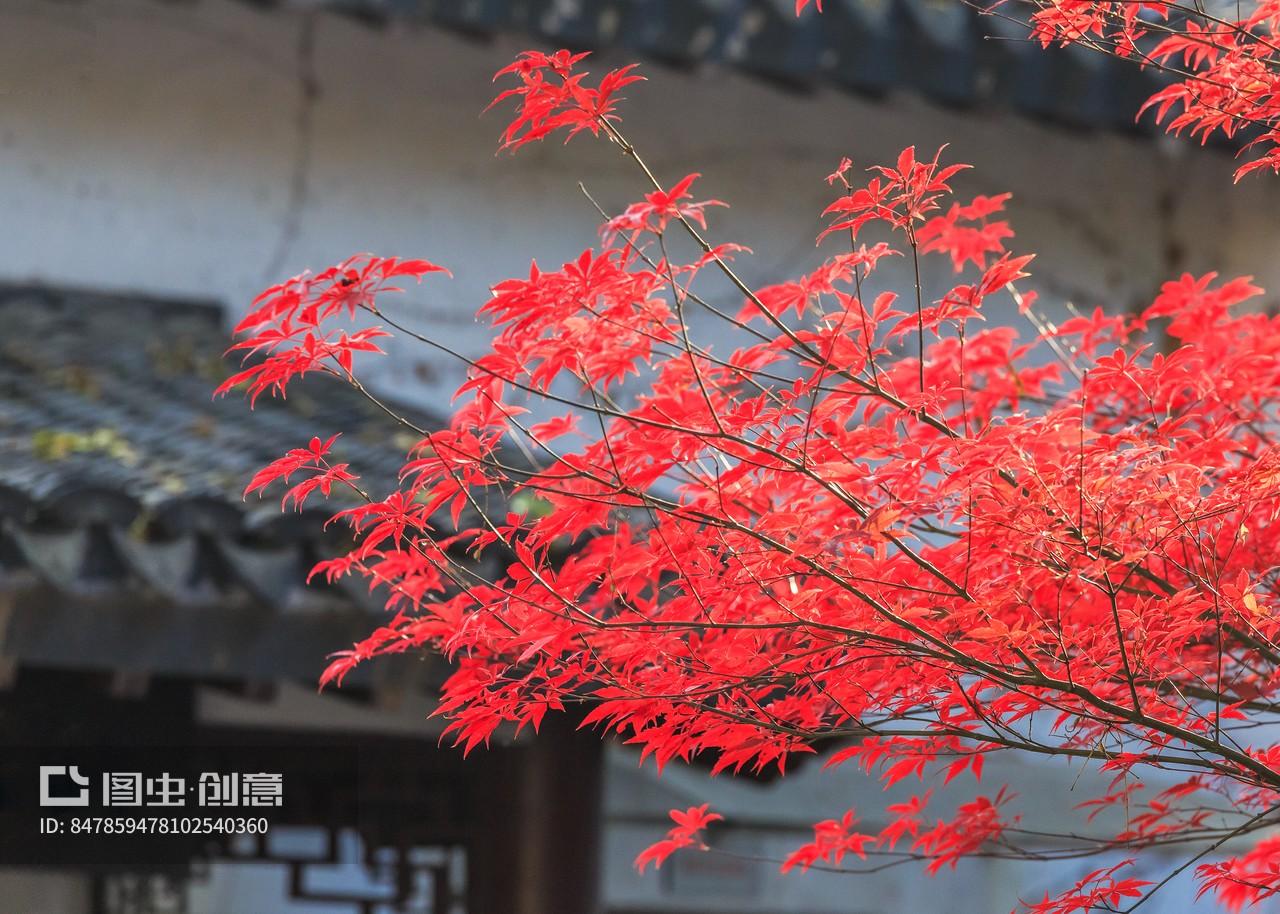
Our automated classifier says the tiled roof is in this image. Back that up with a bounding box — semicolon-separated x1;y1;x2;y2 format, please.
304;0;1168;132
0;289;416;535
0;287;447;682
0;286;479;682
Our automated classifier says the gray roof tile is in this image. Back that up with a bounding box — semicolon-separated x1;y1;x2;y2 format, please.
292;0;1176;133
0;286;437;612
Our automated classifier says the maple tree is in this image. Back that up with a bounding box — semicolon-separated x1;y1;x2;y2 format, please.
221;8;1280;913
990;0;1280;181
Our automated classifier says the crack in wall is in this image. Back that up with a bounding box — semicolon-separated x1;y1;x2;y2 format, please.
261;12;319;282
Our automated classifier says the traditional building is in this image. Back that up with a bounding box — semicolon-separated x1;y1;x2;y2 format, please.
0;286;603;913
3;1;1278;912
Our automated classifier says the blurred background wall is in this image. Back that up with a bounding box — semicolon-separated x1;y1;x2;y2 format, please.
6;0;1280;405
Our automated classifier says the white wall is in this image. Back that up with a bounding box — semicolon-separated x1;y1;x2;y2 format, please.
4;0;1280;414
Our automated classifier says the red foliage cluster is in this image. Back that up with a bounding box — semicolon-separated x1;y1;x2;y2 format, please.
216;255;446;403
489;50;642;151
776;789;1016;878
1018;0;1280;180
634;804;723;872
1024;862;1152;914
243;434;355;511
224;31;1280;914
603;173;726;243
